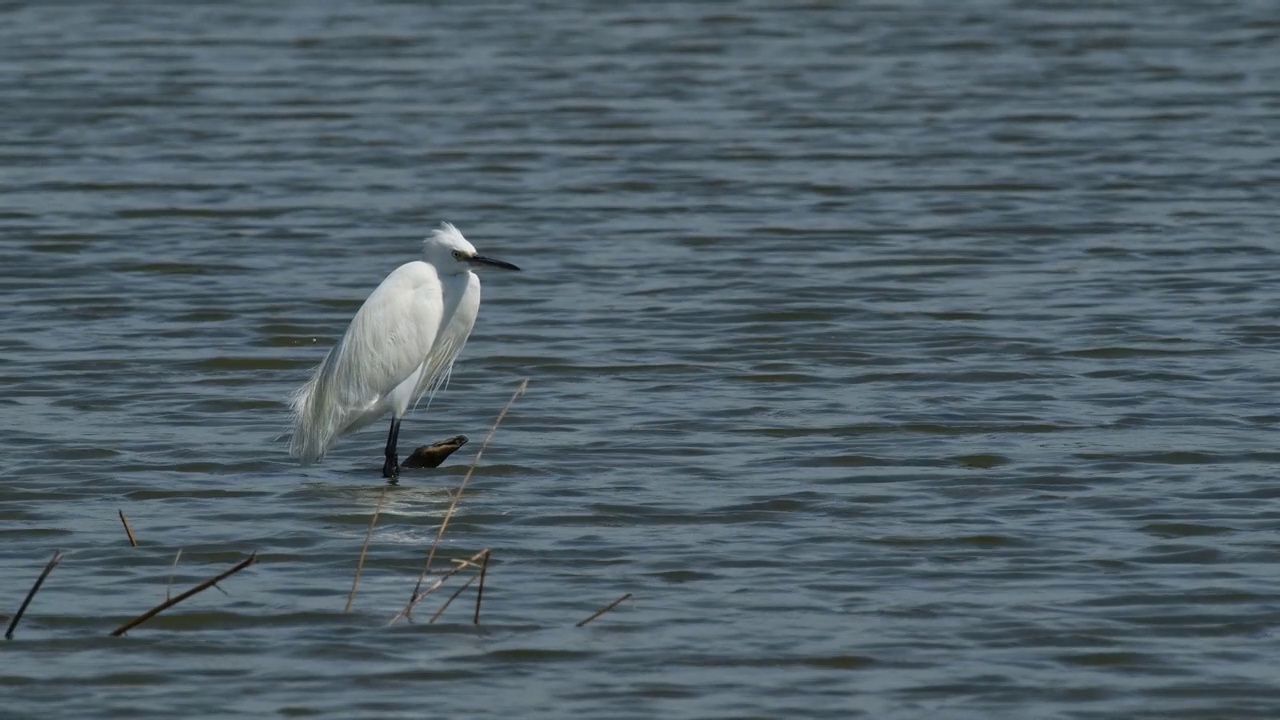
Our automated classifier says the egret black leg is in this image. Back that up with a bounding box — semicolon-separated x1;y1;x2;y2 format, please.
382;417;401;482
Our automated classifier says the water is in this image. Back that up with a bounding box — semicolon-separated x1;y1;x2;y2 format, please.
3;1;1280;717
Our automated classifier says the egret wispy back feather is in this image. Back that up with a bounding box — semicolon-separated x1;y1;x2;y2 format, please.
289;259;446;463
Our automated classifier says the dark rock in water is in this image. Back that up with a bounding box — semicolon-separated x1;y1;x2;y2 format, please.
401;435;469;469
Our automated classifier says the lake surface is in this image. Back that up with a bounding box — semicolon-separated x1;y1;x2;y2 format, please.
3;1;1280;718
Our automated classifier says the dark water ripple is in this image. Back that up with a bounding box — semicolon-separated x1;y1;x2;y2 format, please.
3;1;1280;718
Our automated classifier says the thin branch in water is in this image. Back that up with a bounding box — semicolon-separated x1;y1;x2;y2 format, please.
576;593;633;628
389;548;490;625
403;379;526;620
344;487;388;614
118;510;138;547
5;551;65;640
110;553;256;637
428;575;477;624
166;549;183;601
473;550;490;625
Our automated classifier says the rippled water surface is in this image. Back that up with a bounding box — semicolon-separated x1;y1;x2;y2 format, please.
3;2;1280;718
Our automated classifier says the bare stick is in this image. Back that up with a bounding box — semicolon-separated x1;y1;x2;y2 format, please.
167;549;183;601
473;550;490;625
389;548;489;625
118;510;138;547
428;575;477;624
110;553;256;636
576;593;633;628
5;551;64;640
344;487;387;614
403;379;526;620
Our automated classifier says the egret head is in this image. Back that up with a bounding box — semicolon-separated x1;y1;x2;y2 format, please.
424;222;520;274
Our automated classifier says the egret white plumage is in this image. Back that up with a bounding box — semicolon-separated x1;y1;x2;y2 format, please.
289;222;519;481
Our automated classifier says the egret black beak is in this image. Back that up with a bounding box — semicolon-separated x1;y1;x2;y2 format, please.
468;255;521;271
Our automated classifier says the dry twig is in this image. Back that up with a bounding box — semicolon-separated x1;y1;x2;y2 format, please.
428;575;477;624
110;553;256;636
344;487;388;613
576;593;633;628
473;550;490;625
167;549;183;601
389;548;490;625
401;379;526;621
118;510;138;547
5;551;64;640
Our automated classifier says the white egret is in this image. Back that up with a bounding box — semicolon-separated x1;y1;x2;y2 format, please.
289;222;519;482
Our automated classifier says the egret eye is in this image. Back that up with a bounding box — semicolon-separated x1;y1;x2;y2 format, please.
452;250;465;260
